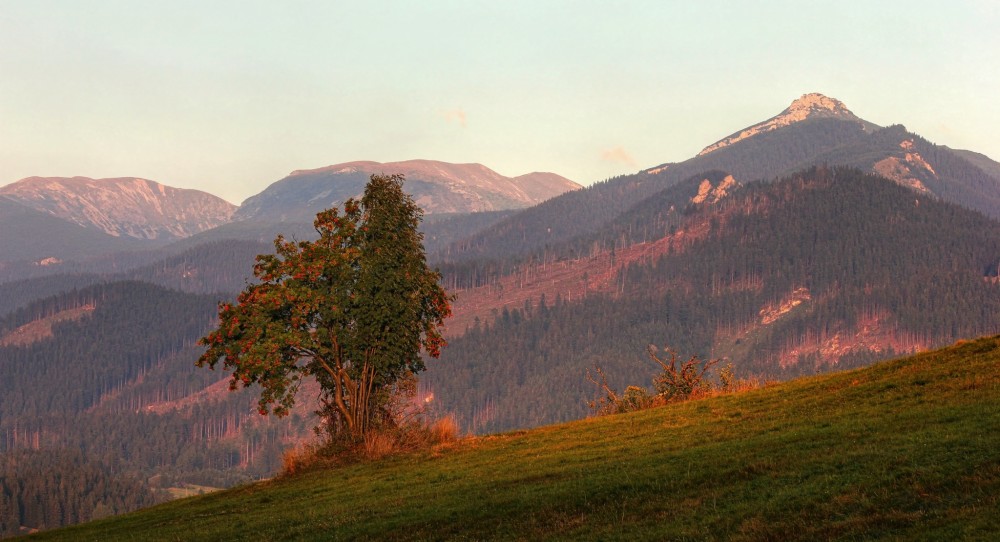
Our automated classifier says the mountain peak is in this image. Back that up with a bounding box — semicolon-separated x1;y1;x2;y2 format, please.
784;93;853;118
698;93;869;156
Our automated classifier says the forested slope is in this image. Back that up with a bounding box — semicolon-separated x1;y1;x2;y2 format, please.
425;167;1000;433
0;282;315;535
0;450;155;538
433;117;875;267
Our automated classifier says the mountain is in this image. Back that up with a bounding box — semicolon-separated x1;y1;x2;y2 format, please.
696;92;879;156
426;167;1000;433
0;160;577;284
121;239;270;294
0;197;148;266
0;274;105;317
234;159;580;222
30;336;1000;540
0;176;239;284
0;176;236;240
435;93;1000;266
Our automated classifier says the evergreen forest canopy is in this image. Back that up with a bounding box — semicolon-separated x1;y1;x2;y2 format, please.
429;118;1000;281
0;282;313;536
0;449;155;537
424;167;1000;433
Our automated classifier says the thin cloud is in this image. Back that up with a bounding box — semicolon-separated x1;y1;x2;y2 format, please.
441;108;467;128
600;146;637;167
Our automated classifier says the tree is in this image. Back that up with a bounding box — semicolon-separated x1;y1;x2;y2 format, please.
197;174;451;440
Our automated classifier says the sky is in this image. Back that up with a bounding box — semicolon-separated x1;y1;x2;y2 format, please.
1;1;998;205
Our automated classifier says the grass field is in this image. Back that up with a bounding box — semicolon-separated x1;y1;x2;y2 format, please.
163;484;223;500
31;336;1000;541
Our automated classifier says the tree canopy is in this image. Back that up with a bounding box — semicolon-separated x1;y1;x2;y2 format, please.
197;174;451;439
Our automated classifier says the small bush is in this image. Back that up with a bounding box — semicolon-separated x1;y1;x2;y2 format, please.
429;415;459;444
589;345;763;416
357;414;460;461
718;362;737;392
648;345;719;402
619;386;655;413
716;362;762;394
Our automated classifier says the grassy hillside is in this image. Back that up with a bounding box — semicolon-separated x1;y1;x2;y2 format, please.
33;336;1000;541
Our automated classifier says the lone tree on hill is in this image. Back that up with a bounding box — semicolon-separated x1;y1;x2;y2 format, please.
197;174;452;440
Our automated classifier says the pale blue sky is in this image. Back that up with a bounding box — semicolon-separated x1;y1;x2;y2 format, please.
2;1;998;204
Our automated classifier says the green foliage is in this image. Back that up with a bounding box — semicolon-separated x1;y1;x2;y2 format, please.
198;174;451;440
35;336;1000;541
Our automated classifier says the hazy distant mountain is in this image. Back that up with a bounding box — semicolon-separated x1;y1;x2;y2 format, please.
0;176;236;240
234;160;581;222
0;196;147;265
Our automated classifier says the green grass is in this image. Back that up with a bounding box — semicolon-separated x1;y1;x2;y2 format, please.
32;336;1000;541
163;484;223;500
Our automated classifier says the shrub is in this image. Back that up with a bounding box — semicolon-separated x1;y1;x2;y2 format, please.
288;373;461;469
281;442;320;475
648;345;720;402
588;345;738;416
620;386;654;412
429;415;459;444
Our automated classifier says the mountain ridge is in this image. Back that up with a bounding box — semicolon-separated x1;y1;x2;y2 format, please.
698;92;879;156
235;159;580;222
0;176;236;240
439;94;1000;268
